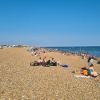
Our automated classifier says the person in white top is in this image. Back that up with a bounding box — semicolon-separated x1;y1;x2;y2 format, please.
88;56;94;66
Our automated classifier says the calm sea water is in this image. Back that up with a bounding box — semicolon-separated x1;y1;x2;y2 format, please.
45;46;100;57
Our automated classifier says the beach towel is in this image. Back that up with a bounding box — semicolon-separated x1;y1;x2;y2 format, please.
74;75;91;78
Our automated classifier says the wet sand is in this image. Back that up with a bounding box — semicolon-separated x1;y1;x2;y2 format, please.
0;48;100;100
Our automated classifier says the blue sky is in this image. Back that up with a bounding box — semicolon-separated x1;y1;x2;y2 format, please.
0;0;100;46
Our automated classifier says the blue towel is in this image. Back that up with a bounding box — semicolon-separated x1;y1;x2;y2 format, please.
62;64;68;68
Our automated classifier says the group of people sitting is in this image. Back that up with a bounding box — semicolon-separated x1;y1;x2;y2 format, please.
30;55;98;77
30;57;57;67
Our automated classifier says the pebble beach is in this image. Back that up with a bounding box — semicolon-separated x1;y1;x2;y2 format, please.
0;47;100;100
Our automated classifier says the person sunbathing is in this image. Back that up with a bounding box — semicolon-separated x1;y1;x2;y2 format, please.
37;57;43;65
45;58;57;66
88;64;98;77
50;58;57;66
41;57;47;66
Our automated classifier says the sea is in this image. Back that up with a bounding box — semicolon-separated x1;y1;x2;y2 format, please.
45;46;100;57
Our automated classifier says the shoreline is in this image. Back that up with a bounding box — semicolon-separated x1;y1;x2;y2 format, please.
43;47;100;59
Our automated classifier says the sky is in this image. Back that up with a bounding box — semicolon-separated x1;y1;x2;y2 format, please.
0;0;100;47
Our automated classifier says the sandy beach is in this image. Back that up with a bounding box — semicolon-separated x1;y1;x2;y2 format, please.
0;47;100;100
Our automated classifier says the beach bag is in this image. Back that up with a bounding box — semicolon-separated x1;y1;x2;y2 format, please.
81;67;88;76
83;70;88;76
62;64;68;68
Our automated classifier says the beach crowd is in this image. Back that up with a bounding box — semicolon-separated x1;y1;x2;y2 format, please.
30;47;99;77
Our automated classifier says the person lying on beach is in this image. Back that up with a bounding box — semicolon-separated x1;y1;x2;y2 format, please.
30;57;43;66
37;57;43;65
30;61;39;66
41;57;47;66
46;58;57;66
30;57;57;67
50;58;57;66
